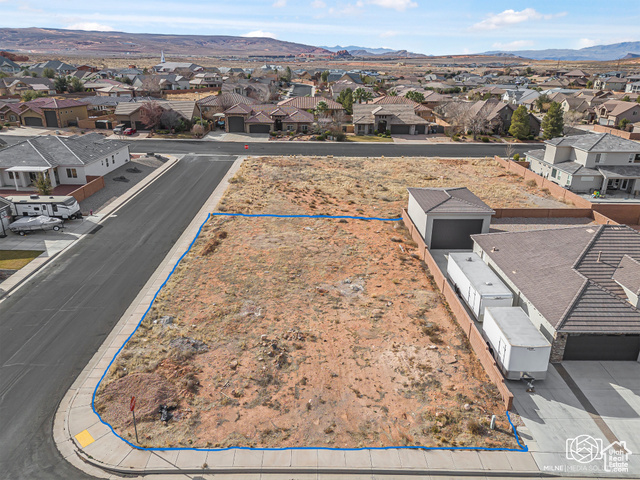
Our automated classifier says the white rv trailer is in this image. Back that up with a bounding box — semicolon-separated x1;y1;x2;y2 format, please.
483;306;552;380
5;195;82;220
446;252;513;321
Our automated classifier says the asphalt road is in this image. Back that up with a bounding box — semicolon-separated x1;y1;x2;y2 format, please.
129;139;535;157
0;155;234;479
0;134;536;157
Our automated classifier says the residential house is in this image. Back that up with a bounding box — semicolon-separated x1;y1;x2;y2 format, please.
197;93;258;119
0;55;21;74
594;77;628;92
189;73;222;89
502;88;540;106
114;100;196;130
526;133;640;194
29;60;76;76
132;74;190;94
224;103;314;134
597;100;640;127
6;98;89;128
472;225;640;361
153;62;204;73
0;133;130;190
95;85;135;98
0;103;21;123
352;103;429;135
626;82;640;94
330;79;365;99
444;98;540;136
0;77;56;96
278;96;344;116
368;95;434;122
561;97;596;122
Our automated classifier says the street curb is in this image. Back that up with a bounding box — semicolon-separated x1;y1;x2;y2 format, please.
55;155;246;479
0;155;181;302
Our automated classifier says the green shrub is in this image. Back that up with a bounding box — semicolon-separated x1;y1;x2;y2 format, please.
316;135;325;141
513;153;520;161
3;122;10;127
481;136;489;142
334;132;346;142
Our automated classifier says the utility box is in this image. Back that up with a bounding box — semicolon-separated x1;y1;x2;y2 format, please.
483;307;551;380
447;252;513;321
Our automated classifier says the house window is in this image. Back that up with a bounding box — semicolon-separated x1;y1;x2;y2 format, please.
595;153;602;164
634;154;640;163
106;158;109;167
8;171;15;179
112;155;115;164
287;125;294;131
301;125;308;132
66;168;78;178
551;168;558;178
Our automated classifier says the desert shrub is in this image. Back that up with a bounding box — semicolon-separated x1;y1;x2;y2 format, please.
526;179;537;187
467;420;485;436
513;153;520;161
481;136;489;142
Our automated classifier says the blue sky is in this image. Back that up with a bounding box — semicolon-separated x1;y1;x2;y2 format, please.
2;1;639;54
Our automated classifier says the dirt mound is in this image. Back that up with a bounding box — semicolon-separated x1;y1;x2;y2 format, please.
96;373;178;425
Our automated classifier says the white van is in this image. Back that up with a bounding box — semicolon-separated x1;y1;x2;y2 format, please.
6;195;82;220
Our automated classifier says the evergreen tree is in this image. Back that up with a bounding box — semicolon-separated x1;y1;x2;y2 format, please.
508;105;530;140
336;88;353;114
42;68;55;78
541;102;564;139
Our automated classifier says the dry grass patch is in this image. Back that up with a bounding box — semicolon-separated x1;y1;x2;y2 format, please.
95;156;530;450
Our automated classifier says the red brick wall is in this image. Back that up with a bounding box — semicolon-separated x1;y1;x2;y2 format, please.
402;209;514;410
593;124;640;140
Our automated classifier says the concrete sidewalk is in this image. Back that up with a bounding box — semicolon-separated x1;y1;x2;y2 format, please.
55;155;543;479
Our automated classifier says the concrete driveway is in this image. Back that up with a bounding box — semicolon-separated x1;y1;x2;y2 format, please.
511;361;640;477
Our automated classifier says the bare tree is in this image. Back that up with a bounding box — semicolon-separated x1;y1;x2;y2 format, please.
140;101;164;130
160;109;182;131
563;109;586;134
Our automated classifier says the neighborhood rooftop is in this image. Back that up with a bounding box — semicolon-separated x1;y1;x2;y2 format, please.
407;187;495;214
472;225;640;334
546;132;640;152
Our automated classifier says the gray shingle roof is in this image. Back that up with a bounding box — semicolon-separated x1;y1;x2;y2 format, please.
473;225;640;334
0;133;128;168
546;133;640;153
408;187;494;214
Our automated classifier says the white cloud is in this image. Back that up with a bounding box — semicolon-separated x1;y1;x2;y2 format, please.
368;0;417;11
66;22;114;31
379;30;398;38
472;8;565;31
311;0;326;7
492;40;534;50
272;0;286;7
576;38;598;49
242;30;277;39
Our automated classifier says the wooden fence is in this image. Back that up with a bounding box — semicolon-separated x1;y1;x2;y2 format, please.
69;176;105;202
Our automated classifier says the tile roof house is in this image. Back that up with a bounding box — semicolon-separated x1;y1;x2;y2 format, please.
278;96;344;114
352;103;429;135
196;93;258;118
596;100;640;127
224;103;314;134
29;60;76;75
407;187;494;249
526;133;640;195
594;77;628;92
0;133;129;190
114;100;197;129
0;77;56;96
472;225;640;361
153;62;204;73
0;98;89;128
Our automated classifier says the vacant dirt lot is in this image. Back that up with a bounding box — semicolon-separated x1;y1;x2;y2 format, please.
96;156;544;449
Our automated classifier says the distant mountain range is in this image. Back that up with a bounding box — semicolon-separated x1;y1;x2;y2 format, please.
0;27;330;57
484;41;640;61
320;45;426;58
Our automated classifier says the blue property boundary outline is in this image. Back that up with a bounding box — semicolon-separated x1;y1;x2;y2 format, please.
91;212;528;453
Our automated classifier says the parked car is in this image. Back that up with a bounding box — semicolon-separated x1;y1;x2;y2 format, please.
9;215;64;235
113;124;126;135
123;128;137;135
